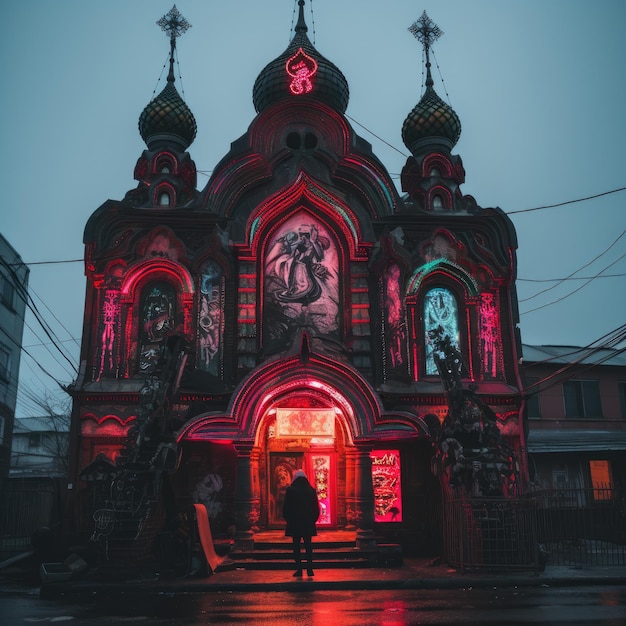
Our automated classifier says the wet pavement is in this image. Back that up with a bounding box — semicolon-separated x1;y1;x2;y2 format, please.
25;557;626;598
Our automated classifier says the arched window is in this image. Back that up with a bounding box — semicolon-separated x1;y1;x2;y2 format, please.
197;260;224;376
158;192;171;206
432;194;444;211
383;262;406;371
139;282;176;374
424;287;459;376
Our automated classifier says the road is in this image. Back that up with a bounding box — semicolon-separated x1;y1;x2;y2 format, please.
1;586;626;625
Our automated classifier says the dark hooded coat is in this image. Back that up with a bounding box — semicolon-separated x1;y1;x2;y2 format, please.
282;476;320;538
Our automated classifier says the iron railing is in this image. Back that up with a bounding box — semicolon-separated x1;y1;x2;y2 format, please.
443;488;626;571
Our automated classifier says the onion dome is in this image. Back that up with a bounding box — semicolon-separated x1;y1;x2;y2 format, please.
401;82;461;155
138;6;197;151
252;0;349;114
402;12;461;156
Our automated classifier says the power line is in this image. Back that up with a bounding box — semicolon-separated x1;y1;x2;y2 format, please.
506;186;626;215
519;230;625;303
520;252;626;316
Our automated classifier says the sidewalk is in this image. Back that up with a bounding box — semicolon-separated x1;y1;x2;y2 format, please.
22;558;626;598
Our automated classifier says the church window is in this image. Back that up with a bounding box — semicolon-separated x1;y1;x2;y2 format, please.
430;167;441;177
160;165;170;174
383;263;406;371
138;282;176;374
424;287;460;376
197;261;224;376
158;192;171;206
432;194;444;211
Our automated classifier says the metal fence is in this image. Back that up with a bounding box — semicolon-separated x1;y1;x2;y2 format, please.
0;477;62;557
443;488;626;571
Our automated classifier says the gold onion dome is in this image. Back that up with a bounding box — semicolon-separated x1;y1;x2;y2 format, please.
401;11;461;155
252;0;349;114
138;5;197;151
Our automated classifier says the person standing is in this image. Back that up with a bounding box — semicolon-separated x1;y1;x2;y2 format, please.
282;469;320;577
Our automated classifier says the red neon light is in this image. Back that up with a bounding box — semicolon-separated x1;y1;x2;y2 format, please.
371;450;402;522
286;47;318;95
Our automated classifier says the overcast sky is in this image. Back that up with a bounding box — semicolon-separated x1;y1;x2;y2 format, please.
2;0;625;417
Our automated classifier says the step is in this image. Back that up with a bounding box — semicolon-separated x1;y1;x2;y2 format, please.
217;556;375;572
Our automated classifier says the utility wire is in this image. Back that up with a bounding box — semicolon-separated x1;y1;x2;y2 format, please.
521;253;626;316
522;323;626;397
506;187;626;215
519;230;625;303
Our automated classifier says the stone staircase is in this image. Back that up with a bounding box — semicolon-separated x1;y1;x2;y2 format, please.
219;530;402;571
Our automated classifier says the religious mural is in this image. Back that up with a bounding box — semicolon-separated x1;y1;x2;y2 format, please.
264;213;339;346
139;282;175;373
384;263;406;371
197;260;223;375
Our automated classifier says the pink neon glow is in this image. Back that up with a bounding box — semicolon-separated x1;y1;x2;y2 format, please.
312;454;332;525
371;450;402;522
286;47;318;95
479;292;500;378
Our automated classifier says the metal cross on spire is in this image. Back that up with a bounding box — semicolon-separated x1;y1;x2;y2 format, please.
157;5;191;44
157;6;191;85
408;11;442;90
408;10;443;53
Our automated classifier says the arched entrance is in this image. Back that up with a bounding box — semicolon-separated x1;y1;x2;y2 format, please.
178;345;430;547
256;393;352;530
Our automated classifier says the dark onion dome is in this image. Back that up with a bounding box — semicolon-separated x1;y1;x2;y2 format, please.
252;0;349;114
139;79;197;151
401;82;461;156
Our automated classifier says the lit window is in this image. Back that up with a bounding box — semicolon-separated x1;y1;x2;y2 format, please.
432;194;444;210
424;287;459;376
589;460;613;501
563;380;602;418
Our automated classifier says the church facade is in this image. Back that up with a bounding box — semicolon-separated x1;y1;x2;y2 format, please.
67;5;526;559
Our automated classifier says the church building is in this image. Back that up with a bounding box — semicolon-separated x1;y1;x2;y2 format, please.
68;4;526;561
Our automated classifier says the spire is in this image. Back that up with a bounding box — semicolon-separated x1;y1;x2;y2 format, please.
408;11;442;92
295;0;308;35
157;5;191;85
138;5;196;151
401;12;461;156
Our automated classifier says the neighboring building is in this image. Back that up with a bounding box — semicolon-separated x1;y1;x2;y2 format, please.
10;415;70;478
67;6;526;558
523;344;626;495
0;233;29;484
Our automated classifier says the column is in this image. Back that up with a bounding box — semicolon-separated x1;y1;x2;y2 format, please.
233;442;255;550
354;443;376;549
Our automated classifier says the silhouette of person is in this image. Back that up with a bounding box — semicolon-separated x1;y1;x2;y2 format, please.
282;469;320;577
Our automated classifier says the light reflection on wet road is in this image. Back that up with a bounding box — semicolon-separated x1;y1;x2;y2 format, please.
2;586;626;625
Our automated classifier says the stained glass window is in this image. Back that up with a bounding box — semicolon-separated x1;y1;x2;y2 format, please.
424;287;459;376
